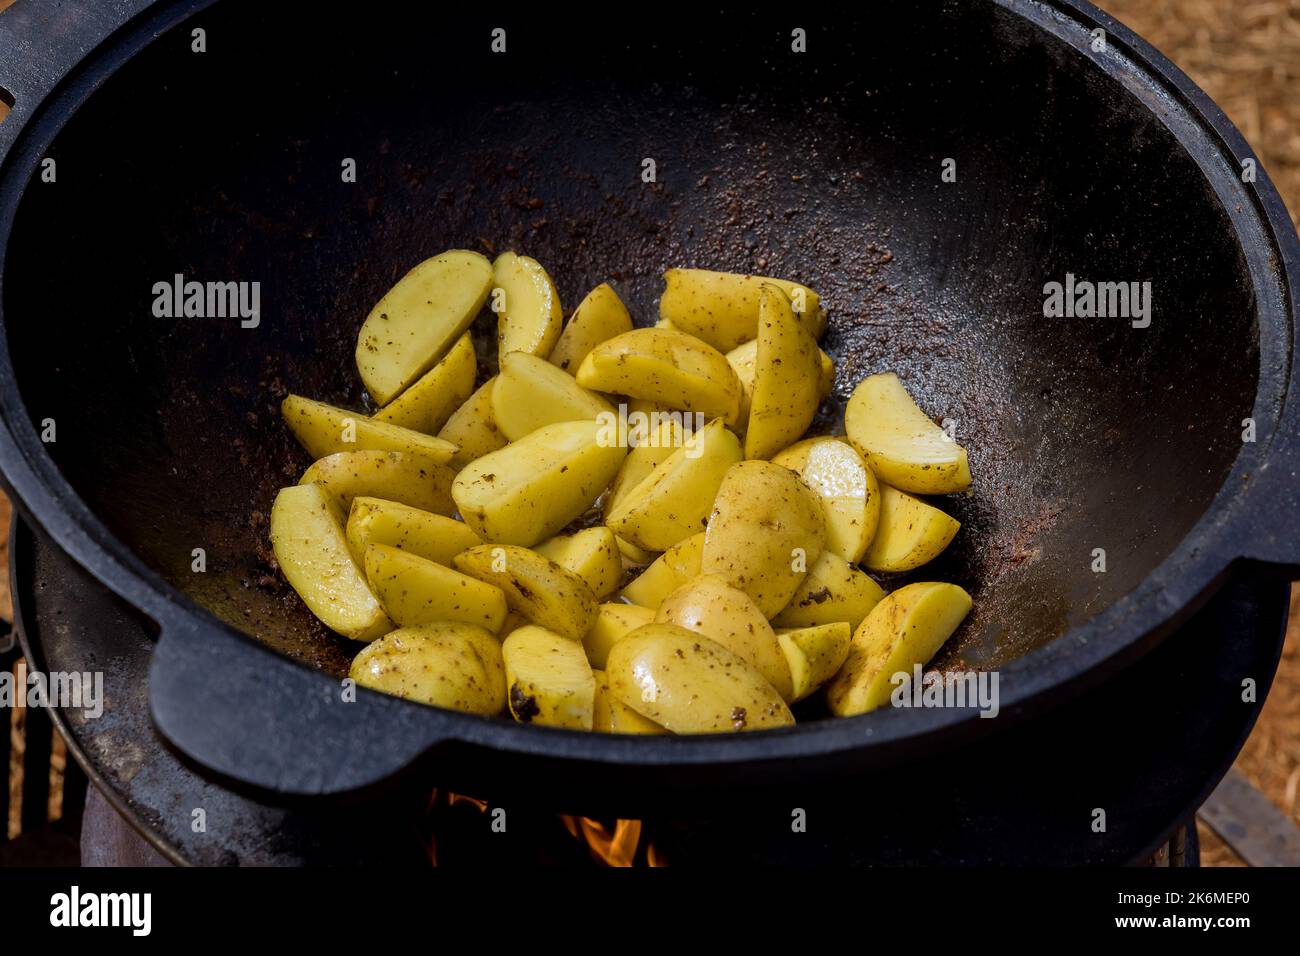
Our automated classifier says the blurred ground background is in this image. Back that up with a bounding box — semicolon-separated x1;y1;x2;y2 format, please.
3;0;1300;863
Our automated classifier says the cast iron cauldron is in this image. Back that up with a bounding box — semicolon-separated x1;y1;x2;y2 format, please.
0;0;1298;813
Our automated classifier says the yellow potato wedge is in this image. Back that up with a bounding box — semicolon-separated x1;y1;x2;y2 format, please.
604;414;686;514
826;582;973;717
281;394;458;464
615;536;658;569
349;623;505;715
658;268;826;352
452;419;626;546
493;251;563;360
844;372;971;494
777;622;852;702
364;543;507;631
373;331;476;435
772;437;880;564
345;496;480;568
491;351;614;441
591;669;668;734
356;250;493;405
439;376;507;469
575;327;742;425
582;602;655;669
744;285;824;460
726;339;835;432
454;544;597;641
656;574;794;701
502;625;595;729
270;484;392;641
534;527;623;601
862;484;960;573
772;550;886;631
701;460;826;617
620;532;705;607
605;624;794;733
605;418;742;551
549;283;634;373
299;450;455;515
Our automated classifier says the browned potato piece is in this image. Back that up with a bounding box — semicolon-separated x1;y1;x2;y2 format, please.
349;623;505;715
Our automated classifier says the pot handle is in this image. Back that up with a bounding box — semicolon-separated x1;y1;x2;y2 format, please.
1229;391;1300;575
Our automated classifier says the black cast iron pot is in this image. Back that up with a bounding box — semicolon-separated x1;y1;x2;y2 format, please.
0;0;1297;813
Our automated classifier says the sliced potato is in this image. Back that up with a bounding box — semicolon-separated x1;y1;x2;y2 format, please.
491;351;614;441
282;394;458;464
826;582;973;717
605;624;794;733
726;339;835;432
604;414;685;514
549;283;634;373
772;437;880;563
454;544;597;641
844;372;971;494
615;536;658;569
658;268;825;352
349;623;505;715
439;376;507;469
356;250;493;405
497;609;530;637
299;450;455;515
777;622;852;702
582;602;655;669
744;285;824;460
592;669;668;734
772;550;885;631
620;532;705;607
605;418;742;551
270;484;392;641
701;460;826;617
575;327;742;425
452;419;626;546
534;527;623;601
861;484;960;573
502;625;596;729
345;496;480;567
656;574;793;701
373;331;476;435
493;251;563;359
364;543;507;631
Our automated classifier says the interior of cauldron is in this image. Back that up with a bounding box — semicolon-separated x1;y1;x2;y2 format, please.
2;4;1257;688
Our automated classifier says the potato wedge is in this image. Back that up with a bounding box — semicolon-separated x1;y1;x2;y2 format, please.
575;327;742;425
726;339;835;432
620;532;705;607
656;574;793;701
604;414;686;514
592;669;668;734
777;622;852;702
439;377;507;469
772;550;886;631
615;536;658;569
364;543;507;631
493;252;563;360
844;372;971;494
452;419;626;546
534;527;623;601
349;623;505;715
582;602;655;669
270;484;392;641
549;283;634;373
826;582;973;716
658;268;825;351
861;484;960;573
605;418;742;551
345;496;480;568
491;351;614;442
772;437;880;563
454;544;597;641
605;624;794;733
356;250;493;405
299;450;455;515
744;285;824;460
701;460;826;617
282;394;458;464
373;331;476;435
502;625;595;729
